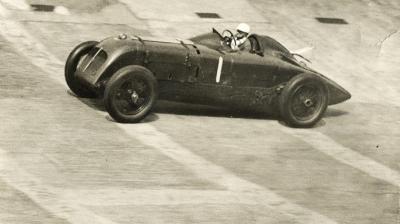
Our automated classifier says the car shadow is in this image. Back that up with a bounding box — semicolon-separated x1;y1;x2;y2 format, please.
74;94;160;123
277;118;327;128
75;97;106;111
73;92;277;122
104;113;160;123
72;91;348;126
324;107;349;117
278;108;348;129
153;100;278;121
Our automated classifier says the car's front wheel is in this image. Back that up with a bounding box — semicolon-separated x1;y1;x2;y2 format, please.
104;65;158;123
279;73;328;128
65;41;98;98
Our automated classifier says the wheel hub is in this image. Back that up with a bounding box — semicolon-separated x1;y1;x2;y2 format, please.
129;90;139;104
303;98;314;107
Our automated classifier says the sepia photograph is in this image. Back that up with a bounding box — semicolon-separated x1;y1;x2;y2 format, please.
0;0;399;223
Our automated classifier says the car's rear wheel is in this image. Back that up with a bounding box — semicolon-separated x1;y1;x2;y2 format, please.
65;41;98;98
279;73;328;128
104;65;158;123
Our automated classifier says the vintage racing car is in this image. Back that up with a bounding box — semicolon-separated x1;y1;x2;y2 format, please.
65;28;351;127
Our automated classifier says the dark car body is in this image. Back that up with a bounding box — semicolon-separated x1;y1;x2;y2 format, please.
75;30;350;115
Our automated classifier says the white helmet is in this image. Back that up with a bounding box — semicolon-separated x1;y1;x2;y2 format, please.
236;23;250;34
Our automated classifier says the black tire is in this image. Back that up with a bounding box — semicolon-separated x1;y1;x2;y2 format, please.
279;73;328;128
104;65;158;123
65;41;98;98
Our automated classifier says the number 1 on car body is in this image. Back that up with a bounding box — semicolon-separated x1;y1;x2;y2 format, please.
216;56;223;83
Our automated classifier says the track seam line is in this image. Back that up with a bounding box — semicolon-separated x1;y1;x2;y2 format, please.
279;126;400;187
0;3;118;224
114;123;337;223
0;148;119;224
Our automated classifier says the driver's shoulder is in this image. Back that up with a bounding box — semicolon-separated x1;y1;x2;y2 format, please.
247;33;260;39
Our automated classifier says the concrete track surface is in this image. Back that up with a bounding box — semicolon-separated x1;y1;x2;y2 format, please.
0;0;399;223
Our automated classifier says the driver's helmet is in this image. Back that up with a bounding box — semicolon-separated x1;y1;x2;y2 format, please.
236;23;250;36
232;23;250;49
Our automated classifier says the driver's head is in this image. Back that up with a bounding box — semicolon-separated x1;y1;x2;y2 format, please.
236;23;250;39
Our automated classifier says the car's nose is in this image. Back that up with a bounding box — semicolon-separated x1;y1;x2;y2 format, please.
327;82;351;105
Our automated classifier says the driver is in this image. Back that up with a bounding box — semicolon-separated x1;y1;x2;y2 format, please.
231;23;251;50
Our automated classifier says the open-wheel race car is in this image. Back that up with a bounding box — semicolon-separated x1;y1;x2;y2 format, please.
65;28;351;127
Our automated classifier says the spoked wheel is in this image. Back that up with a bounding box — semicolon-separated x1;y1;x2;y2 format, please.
112;77;151;114
104;65;158;123
279;73;328;128
65;41;99;98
